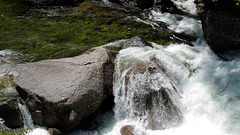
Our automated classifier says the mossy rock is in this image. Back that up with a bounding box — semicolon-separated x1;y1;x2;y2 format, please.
0;0;181;62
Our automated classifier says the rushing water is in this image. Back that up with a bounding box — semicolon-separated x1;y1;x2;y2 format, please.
67;16;240;135
18;103;49;135
107;36;240;135
6;0;240;134
171;0;197;15
68;1;240;135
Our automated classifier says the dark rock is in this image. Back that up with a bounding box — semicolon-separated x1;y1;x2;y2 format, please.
136;0;154;9
194;0;218;14
21;0;84;6
201;0;240;52
14;47;115;131
120;125;134;135
0;97;22;129
109;0;121;3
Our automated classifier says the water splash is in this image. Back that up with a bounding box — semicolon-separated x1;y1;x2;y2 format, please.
113;47;184;130
18;103;35;129
171;0;197;15
150;11;202;37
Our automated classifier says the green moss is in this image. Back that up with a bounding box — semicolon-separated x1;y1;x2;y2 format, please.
0;0;179;62
0;128;30;135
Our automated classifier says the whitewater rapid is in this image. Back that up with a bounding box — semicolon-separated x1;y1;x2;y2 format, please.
101;34;240;135
14;0;240;135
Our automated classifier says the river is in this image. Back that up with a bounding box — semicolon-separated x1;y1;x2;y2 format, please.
2;0;240;135
69;1;240;135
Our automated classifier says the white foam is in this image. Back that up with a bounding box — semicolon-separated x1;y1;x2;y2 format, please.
171;0;197;15
27;127;49;135
100;36;240;135
150;11;202;37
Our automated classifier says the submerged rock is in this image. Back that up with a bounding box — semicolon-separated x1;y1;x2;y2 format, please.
201;0;240;52
14;47;115;131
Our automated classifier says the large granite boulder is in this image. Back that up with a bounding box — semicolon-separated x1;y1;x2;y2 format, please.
201;0;240;52
22;0;84;6
14;47;115;131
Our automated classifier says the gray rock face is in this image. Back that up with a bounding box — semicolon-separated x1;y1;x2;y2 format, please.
201;0;240;52
14;47;115;131
0;57;15;77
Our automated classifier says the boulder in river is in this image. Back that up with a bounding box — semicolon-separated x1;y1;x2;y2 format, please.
14;47;115;131
201;0;240;52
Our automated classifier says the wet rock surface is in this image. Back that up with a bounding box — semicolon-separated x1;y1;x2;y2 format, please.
14;47;115;131
120;125;134;135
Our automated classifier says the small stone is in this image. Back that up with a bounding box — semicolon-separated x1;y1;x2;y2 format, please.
120;125;134;135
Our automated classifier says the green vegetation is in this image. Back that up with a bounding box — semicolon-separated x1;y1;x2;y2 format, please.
0;128;29;135
0;76;17;102
0;0;178;62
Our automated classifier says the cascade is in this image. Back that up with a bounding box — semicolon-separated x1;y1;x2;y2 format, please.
113;48;184;130
18;102;50;135
18;103;35;129
3;0;239;135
